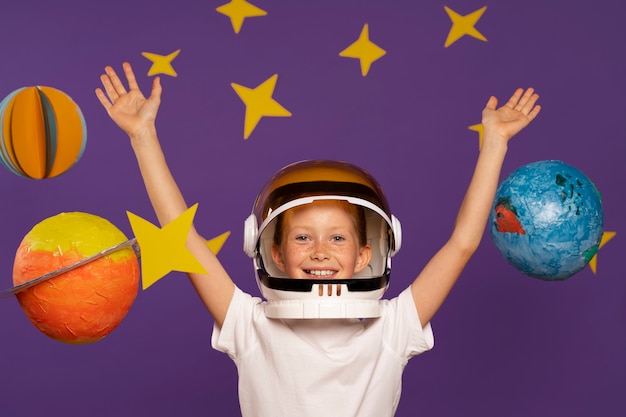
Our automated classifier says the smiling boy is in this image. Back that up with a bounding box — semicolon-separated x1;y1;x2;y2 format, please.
96;62;540;416
271;200;372;280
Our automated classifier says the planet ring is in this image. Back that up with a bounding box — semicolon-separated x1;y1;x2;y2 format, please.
0;238;139;299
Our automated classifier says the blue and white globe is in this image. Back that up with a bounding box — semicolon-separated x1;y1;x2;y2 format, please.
489;160;604;281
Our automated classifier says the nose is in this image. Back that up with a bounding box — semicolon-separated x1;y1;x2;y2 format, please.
311;241;330;261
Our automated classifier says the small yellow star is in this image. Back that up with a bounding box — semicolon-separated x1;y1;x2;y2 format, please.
141;49;181;77
339;23;386;76
216;0;267;34
231;74;292;139
588;231;616;274
444;6;487;48
468;123;484;149
127;204;207;290
206;231;230;254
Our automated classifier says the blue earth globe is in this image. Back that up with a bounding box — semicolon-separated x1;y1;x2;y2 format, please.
489;160;604;281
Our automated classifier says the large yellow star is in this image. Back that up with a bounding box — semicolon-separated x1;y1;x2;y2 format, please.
141;49;181;76
444;6;488;48
588;231;616;274
231;74;292;139
468;123;484;149
339;24;386;76
216;0;267;34
127;204;207;290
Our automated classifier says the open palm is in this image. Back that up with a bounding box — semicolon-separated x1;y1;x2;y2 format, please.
482;88;541;141
95;62;162;138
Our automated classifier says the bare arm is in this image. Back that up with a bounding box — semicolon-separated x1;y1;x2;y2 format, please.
410;88;541;327
95;62;235;327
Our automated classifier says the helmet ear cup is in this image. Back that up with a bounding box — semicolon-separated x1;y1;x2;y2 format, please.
390;215;402;256
243;214;258;258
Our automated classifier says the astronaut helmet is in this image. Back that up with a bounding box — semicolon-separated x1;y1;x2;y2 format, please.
243;160;402;319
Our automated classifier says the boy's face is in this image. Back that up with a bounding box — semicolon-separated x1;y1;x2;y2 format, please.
271;202;371;279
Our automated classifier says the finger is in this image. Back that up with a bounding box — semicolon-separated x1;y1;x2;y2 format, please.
150;76;162;101
99;73;119;102
94;88;113;112
105;65;128;95
504;88;524;109
123;62;140;91
514;88;535;112
484;95;498;111
520;92;539;115
526;104;541;121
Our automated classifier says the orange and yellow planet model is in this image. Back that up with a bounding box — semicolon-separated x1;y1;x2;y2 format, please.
12;212;139;344
2;204;229;344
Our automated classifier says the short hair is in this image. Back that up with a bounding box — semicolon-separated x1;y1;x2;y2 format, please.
273;200;368;247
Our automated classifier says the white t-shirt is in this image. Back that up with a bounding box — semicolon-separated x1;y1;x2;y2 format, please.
212;286;434;417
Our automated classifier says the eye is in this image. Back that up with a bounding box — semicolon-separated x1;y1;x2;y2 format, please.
332;235;345;242
295;235;309;242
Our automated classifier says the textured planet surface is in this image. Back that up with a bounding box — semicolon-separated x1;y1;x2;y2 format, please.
13;212;139;343
489;160;604;280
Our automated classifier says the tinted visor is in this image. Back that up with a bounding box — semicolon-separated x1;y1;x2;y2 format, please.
257;181;388;222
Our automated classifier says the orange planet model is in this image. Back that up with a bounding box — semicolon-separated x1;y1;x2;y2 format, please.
0;86;86;179
12;212;139;344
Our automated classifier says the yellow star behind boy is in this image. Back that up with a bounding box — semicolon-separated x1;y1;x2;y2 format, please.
588;231;617;273
339;24;386;76
216;0;267;34
127;204;207;289
141;50;181;76
444;6;488;47
231;74;292;139
468;123;485;149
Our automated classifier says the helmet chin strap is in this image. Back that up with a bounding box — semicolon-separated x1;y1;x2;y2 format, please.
256;271;390;319
257;272;390;292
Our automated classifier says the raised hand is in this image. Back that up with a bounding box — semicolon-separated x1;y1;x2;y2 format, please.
482;88;541;143
95;62;162;139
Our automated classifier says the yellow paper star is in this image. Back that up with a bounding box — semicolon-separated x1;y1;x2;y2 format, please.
216;0;267;34
231;74;292;139
444;6;488;48
141;49;181;77
127;204;207;290
469;123;484;149
339;24;386;76
206;231;231;254
588;231;616;274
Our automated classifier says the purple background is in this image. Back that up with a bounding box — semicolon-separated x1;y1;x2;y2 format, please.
1;1;624;416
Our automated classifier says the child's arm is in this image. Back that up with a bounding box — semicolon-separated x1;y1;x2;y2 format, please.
95;62;235;327
410;88;541;327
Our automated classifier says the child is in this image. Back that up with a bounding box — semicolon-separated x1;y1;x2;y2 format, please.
96;62;540;417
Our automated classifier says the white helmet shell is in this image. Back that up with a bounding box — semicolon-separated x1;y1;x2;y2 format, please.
244;160;401;319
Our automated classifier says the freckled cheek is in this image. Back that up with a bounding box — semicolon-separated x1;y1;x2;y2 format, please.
283;247;309;263
283;244;355;261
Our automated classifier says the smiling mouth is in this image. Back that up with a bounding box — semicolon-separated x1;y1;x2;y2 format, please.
304;269;337;278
